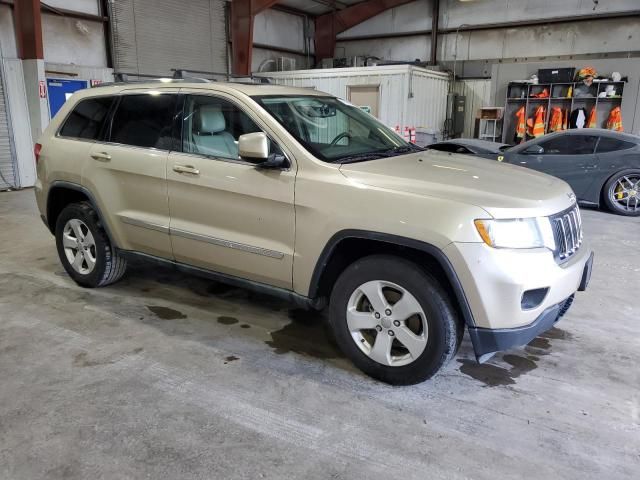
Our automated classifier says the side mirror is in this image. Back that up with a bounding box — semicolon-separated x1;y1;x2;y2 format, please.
256;153;289;170
523;144;544;155
239;132;269;160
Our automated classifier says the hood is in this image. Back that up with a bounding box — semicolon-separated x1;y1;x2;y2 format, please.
339;150;575;218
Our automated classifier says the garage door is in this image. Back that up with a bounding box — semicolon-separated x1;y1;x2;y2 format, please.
0;66;16;190
110;0;228;77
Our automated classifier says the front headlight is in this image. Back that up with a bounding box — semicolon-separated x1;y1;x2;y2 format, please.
474;217;556;250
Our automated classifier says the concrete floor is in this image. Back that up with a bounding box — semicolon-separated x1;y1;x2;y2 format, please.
0;188;638;479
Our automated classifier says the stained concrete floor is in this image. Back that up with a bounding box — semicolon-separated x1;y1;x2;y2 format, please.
0;188;638;479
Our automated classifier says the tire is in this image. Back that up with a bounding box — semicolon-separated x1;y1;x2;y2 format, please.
55;202;127;288
328;255;463;385
602;169;640;216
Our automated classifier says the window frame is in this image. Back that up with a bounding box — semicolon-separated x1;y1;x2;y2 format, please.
102;92;181;152
56;95;116;143
177;92;290;169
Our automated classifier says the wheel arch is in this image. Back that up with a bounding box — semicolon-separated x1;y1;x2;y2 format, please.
47;181;117;246
308;230;476;327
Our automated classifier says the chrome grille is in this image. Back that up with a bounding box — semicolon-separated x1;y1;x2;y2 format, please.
551;205;582;262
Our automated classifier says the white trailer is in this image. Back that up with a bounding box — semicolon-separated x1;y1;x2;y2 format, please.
256;65;450;140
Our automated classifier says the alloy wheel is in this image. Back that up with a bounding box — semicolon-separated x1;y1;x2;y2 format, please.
610;174;640;213
62;219;97;275
346;280;428;367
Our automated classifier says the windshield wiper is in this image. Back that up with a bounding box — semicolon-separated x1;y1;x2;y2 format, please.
332;152;391;164
384;144;423;155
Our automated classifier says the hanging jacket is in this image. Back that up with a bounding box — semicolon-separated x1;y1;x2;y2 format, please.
548;107;563;132
527;106;546;138
606;106;623;131
514;106;526;143
569;108;587;129
587;107;597;128
562;108;569;130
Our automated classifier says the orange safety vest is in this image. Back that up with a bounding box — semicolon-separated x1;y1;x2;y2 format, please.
606;106;623;131
515;106;526;141
562;108;569;130
527;106;546;138
587;107;597;128
548;107;563;132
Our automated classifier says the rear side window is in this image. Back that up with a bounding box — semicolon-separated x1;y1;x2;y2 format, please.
59;97;113;140
109;94;176;149
538;135;598;155
596;137;636;153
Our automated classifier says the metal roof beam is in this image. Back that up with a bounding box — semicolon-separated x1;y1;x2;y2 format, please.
231;0;281;75
315;0;415;62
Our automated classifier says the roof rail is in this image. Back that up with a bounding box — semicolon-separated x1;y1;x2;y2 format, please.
172;68;272;84
94;72;212;87
96;69;274;88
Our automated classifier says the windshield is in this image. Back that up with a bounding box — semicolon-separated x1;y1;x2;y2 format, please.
253;95;417;162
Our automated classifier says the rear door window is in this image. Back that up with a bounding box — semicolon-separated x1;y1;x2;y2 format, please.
596;137;636;153
538;135;598;155
59;96;113;140
109;94;177;149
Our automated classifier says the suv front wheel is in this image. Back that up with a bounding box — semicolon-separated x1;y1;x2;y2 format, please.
55;202;127;288
329;255;462;385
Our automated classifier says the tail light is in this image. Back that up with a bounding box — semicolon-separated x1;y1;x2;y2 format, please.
34;143;42;164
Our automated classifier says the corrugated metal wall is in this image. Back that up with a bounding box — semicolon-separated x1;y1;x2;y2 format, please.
109;0;228;76
0;61;16;190
261;66;450;133
453;79;492;138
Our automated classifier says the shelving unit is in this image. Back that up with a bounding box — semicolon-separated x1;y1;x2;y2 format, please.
502;80;625;143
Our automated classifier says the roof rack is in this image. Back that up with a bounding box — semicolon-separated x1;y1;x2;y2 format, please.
171;68;272;84
94;69;273;88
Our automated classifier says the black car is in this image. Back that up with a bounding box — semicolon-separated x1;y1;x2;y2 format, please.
426;138;510;159
431;130;640;216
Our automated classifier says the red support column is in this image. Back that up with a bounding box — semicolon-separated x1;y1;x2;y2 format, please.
315;0;415;64
13;0;43;59
231;0;280;76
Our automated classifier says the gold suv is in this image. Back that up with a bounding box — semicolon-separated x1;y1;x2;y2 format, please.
34;81;594;384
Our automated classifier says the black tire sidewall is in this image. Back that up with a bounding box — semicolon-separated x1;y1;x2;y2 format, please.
55;203;110;287
329;255;459;385
603;169;640;217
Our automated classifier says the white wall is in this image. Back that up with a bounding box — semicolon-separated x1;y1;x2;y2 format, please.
45;0;100;16
42;15;108;67
335;0;640;69
252;8;313;72
0;5;18;59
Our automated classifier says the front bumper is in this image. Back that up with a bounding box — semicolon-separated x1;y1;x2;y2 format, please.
468;252;593;362
444;240;594;361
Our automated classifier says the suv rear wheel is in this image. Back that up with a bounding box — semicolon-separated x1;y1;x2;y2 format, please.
55;202;127;287
329;255;462;385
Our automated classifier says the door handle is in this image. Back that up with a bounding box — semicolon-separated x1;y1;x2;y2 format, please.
91;152;111;161
173;164;200;175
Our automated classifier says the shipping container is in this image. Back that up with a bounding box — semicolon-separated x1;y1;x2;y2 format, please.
256;65;450;139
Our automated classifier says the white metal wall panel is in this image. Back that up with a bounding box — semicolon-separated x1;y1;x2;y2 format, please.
3;59;35;188
0;61;15;190
453;79;492;138
405;69;449;133
110;0;228;76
